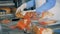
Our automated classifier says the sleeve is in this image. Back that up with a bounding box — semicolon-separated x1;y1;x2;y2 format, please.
16;0;34;13
26;0;35;9
35;0;56;14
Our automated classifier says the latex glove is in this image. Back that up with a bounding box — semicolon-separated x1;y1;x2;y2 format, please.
16;3;27;14
40;11;54;19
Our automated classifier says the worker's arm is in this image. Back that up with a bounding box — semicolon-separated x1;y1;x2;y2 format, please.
26;0;35;9
35;0;56;14
16;0;34;13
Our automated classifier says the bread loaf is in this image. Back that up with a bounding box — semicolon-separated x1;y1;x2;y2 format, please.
0;7;11;14
15;11;24;18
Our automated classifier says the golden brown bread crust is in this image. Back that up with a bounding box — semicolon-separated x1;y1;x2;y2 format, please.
15;11;37;19
15;11;24;18
0;7;11;14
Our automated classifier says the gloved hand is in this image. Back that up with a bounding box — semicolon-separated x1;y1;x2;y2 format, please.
40;11;54;19
16;3;27;14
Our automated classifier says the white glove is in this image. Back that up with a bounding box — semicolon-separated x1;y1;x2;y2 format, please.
16;3;27;14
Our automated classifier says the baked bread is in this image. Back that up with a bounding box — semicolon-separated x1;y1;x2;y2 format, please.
0;7;11;14
15;11;24;18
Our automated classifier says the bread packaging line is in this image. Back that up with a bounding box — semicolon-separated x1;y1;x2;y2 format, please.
0;10;59;34
0;0;60;34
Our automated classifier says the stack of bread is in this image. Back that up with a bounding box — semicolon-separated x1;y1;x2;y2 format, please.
0;7;11;14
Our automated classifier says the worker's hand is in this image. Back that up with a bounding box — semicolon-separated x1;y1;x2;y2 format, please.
15;3;27;18
40;11;54;19
16;3;27;13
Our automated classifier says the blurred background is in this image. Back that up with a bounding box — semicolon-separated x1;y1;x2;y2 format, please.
0;0;60;34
